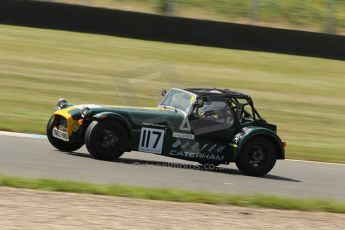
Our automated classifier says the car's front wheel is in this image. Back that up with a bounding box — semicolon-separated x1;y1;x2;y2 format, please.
46;116;84;152
235;137;276;176
85;120;129;161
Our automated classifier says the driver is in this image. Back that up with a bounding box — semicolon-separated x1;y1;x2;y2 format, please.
198;102;220;121
197;101;233;125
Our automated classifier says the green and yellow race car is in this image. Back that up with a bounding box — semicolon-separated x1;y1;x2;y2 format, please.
47;88;285;176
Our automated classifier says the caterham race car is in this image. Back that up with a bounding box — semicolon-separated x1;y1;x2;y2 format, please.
47;88;285;176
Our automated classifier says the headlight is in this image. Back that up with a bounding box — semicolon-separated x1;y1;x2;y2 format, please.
81;107;92;118
57;98;68;110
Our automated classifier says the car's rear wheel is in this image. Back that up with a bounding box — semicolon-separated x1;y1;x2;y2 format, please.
46;116;84;152
235;137;276;176
85;120;129;161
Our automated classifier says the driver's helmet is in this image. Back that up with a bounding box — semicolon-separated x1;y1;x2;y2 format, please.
199;101;228;121
199;101;216;114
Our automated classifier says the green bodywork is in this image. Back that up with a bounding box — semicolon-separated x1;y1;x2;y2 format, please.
52;89;285;164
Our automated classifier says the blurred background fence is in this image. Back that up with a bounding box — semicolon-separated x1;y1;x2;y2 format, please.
40;0;344;35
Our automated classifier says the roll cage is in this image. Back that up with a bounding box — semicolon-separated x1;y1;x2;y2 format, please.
159;88;265;124
184;88;265;123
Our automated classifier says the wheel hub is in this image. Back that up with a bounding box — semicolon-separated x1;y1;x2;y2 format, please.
249;145;266;166
101;130;118;149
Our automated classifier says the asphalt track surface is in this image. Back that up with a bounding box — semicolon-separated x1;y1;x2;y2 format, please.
0;134;344;201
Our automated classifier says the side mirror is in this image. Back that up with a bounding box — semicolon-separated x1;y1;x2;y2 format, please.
161;89;167;97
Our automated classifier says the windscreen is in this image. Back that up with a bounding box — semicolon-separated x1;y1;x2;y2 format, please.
160;89;195;113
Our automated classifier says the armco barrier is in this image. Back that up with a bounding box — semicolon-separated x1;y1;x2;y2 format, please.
0;0;344;60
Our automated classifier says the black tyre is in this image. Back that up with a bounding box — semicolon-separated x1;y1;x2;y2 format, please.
46;116;84;152
85;120;129;161
235;137;276;176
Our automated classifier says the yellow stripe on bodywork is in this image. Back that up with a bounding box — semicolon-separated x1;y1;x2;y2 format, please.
53;107;75;136
190;95;196;103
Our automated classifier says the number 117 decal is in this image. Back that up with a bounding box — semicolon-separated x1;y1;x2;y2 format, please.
139;128;165;154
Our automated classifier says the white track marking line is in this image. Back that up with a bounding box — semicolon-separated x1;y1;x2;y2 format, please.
0;131;47;139
286;159;344;166
223;182;235;185
0;131;344;166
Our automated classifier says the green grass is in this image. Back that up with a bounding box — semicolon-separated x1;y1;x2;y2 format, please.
49;0;345;34
1;175;344;213
0;24;345;163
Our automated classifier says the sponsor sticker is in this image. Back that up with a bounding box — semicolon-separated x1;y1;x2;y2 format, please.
173;132;195;140
52;127;69;142
170;150;224;161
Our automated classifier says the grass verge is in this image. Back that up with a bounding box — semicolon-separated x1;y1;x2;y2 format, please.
0;175;344;213
0;24;345;163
